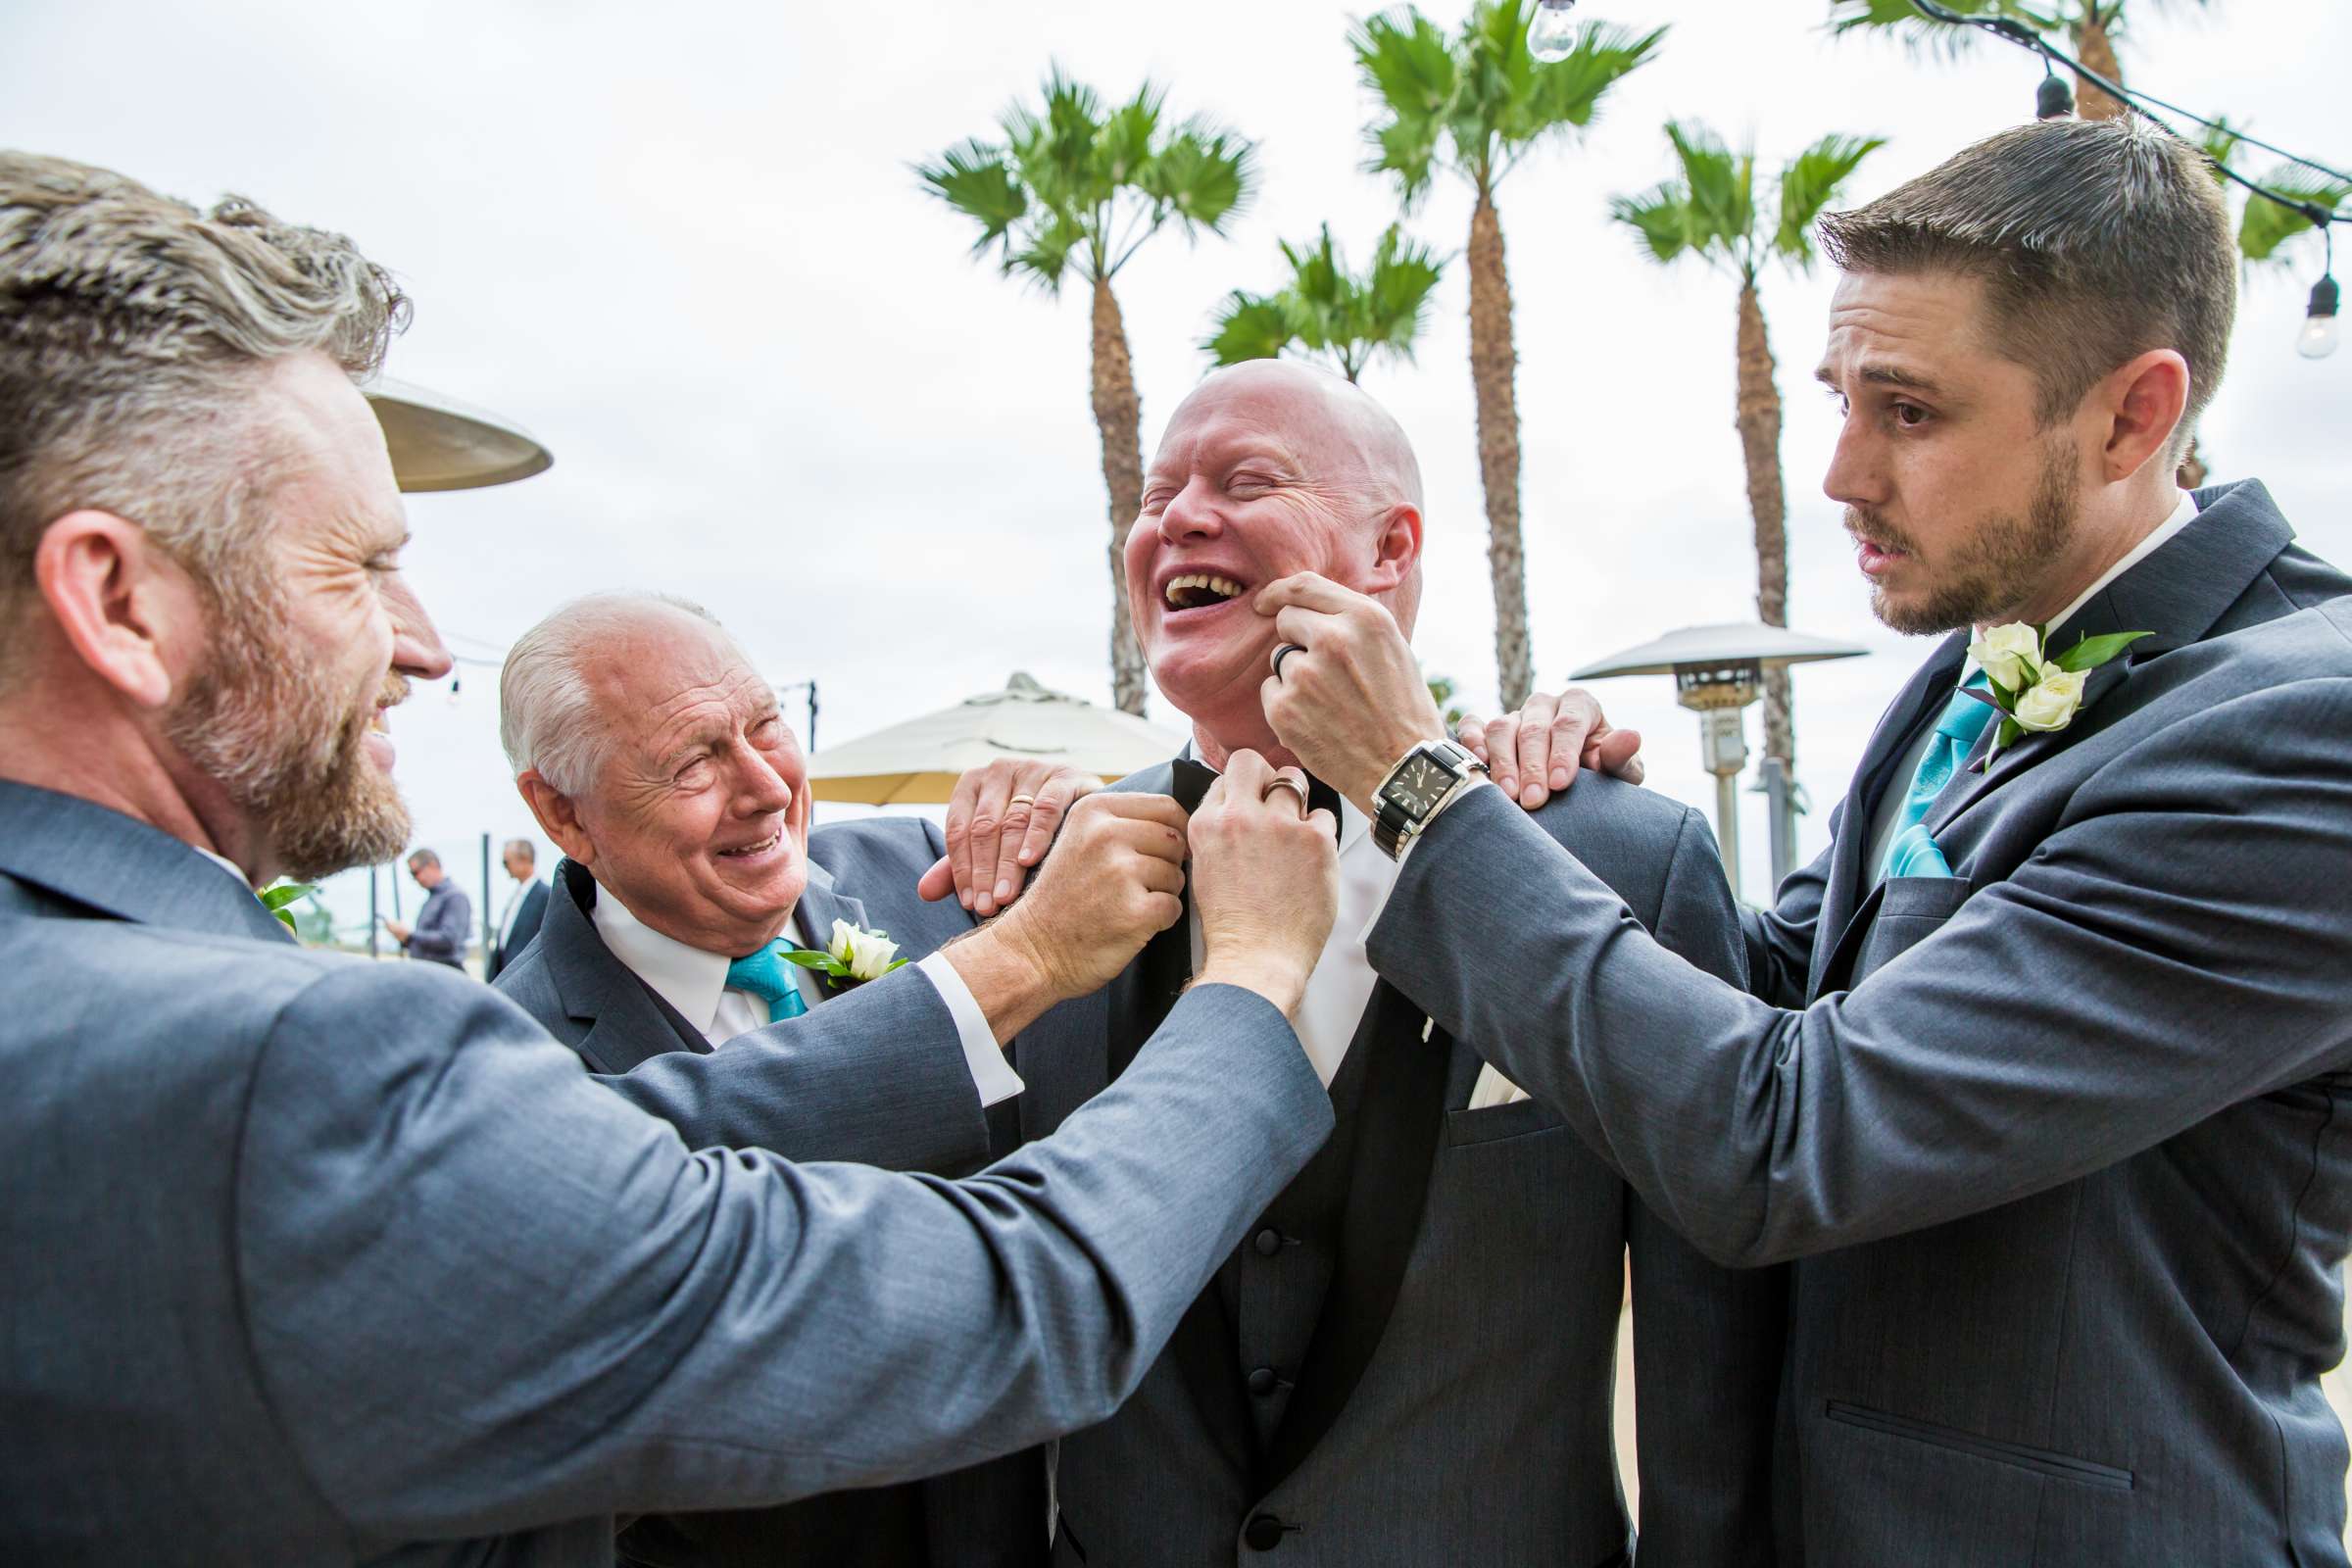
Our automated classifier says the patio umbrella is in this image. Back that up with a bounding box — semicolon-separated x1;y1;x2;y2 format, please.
807;672;1187;805
365;376;553;493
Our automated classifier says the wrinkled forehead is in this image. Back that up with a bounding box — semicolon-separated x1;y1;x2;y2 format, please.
1818;269;2004;385
596;614;774;747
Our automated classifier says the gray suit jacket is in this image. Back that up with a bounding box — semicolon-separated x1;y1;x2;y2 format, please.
1019;760;1783;1568
0;780;1332;1567
495;821;1046;1568
407;879;471;968
1370;480;2352;1566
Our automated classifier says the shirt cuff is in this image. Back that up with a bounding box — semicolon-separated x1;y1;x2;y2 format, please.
915;951;1025;1107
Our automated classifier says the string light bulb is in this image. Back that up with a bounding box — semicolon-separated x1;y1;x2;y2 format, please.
2300;274;2341;361
1529;0;1578;63
2035;68;2075;121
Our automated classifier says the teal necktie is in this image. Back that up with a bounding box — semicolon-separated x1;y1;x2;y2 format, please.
1878;678;1995;883
725;942;810;1020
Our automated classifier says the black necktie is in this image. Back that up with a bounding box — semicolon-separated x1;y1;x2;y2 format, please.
1168;757;1342;842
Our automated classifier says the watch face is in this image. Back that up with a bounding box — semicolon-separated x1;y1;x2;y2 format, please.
1388;754;1453;816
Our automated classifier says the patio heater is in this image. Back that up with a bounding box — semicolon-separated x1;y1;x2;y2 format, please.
1573;623;1866;900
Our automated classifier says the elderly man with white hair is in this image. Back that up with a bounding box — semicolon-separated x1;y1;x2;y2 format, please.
494;589;1089;1567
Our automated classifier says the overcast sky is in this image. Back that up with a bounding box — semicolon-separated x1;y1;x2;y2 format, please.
7;0;2348;930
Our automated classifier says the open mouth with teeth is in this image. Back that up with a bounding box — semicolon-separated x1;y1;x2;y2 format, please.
1164;572;1247;612
718;828;784;861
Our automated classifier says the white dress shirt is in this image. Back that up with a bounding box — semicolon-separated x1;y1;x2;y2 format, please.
496;877;535;948
590;889;1022;1106
1864;488;2200;877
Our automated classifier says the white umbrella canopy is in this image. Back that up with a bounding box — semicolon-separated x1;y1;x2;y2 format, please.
365;376;553;493
808;673;1188;806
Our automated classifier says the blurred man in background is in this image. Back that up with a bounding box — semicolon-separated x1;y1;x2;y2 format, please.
384;845;468;969
486;836;548;979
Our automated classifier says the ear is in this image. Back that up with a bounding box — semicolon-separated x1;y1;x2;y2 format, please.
1364;504;1424;594
2094;349;2190;485
32;511;208;710
518;771;598;869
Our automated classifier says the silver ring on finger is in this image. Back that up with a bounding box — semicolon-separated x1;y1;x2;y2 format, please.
1260;775;1308;815
1271;643;1307;683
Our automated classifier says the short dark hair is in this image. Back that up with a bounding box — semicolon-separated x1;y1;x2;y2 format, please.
407;849;439;869
1817;118;2235;458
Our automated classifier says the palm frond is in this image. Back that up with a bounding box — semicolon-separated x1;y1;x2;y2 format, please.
1664;120;1751;248
1362;225;1446;360
1098;82;1168;188
1610;182;1700;266
1007;208;1090;293
1523;22;1668;139
1825;0;2060;62
915;138;1028;255
1352;8;1457;204
2196;116;2243;173
1774;132;1886;265
1202;290;1300;367
1150;120;1257;237
2237;169;2350;268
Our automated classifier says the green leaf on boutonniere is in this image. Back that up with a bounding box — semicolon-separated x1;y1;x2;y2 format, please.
781;949;911;987
258;880;315;931
2051;630;2153;674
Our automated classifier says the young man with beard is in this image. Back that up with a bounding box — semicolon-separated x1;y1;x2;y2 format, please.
0;152;1348;1565
975;358;1783;1568
1264;118;2352;1566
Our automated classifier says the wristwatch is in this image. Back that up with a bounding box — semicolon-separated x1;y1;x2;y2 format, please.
1370;739;1489;861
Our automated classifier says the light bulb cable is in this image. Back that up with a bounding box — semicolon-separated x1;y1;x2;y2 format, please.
1905;0;2346;243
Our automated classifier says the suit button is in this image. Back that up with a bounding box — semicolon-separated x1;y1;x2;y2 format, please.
1248;1365;1281;1396
1244;1513;1288;1551
1252;1228;1285;1256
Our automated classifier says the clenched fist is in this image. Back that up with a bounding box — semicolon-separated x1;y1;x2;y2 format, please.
1189;751;1339;1018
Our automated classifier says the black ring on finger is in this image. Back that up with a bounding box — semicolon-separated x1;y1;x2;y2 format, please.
1272;643;1306;682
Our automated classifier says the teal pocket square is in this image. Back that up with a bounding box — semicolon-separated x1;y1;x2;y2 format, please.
1884;822;1956;880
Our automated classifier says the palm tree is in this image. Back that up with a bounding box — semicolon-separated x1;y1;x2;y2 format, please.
920;70;1256;716
1354;3;1665;709
1612;123;1885;773
1203;223;1446;383
1828;1;2213;123
2184;121;2351;484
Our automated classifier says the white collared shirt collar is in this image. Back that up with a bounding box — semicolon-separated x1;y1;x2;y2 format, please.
1960;489;2199;686
589;884;738;1036
1182;736;1372;856
191;845;252;890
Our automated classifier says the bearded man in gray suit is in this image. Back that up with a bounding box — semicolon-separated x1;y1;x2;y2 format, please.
1267;119;2352;1567
0;151;1348;1566
494;590;1086;1568
955;359;1784;1568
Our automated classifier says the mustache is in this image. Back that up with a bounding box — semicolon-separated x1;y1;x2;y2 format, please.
374;675;411;713
1844;507;1920;555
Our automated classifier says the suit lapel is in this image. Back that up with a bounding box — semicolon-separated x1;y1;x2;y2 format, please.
1810;634;1968;999
543;860;710;1073
1927;490;2294;840
790;860;867;969
1257;981;1452;1492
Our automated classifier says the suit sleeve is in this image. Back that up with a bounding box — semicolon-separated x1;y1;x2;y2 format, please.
596;963;992;1172
1369;680;2352;1267
234;967;1331;1542
1623;810;1783;1567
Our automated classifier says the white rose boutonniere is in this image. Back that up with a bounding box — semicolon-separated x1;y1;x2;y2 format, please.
1964;622;2151;765
783;919;909;989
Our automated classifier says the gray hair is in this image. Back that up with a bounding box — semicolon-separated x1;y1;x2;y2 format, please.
499;591;734;797
1817;118;2235;461
407;848;440;869
502;838;536;863
0;152;408;683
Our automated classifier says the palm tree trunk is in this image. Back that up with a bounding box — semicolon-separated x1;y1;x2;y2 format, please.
1735;279;1794;772
2071;10;2128;122
1467;181;1533;710
1089;274;1150;716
